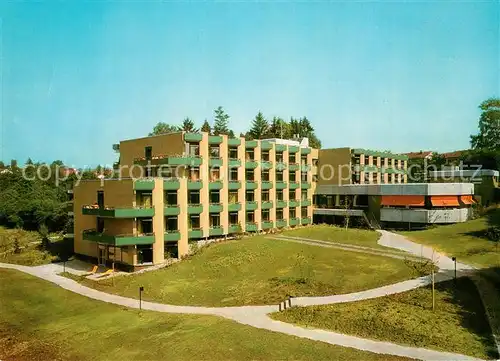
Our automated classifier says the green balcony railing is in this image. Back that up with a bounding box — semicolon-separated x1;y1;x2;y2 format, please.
134;179;155;191
228;138;241;146
245;140;258;148
301;148;311;155
276;219;287;228
289;218;300;226
289;200;300;207
209;226;224;236
276;162;287;171
209;158;223;167
166;156;202;167
163;179;180;190
188;229;203;239
261;161;273;170
246;222;258;232
289;182;299;190
83;230;155;246
288;145;299;153
288;163;300;171
261;141;273;150
164;231;180;242
209;203;223;213
261;201;273;209
188;180;203;190
209;181;223;190
276;200;287;208
246;201;258;211
246;181;257;190
245;161;258;169
301;200;312;207
228;203;241;212
262;221;273;230
301;182;311;189
301;164;311;172
276;182;287;190
208;135;223;144
188;204;203;214
82;207;155;218
228;159;241;167
276;144;286;152
301;217;312;225
228;224;241;233
228;181;241;190
164;205;180;216
261;181;272;190
184;132;203;142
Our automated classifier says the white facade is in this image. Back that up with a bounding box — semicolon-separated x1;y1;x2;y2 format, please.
380;208;471;224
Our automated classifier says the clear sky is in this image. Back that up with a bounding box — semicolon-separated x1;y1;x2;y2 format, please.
1;1;498;168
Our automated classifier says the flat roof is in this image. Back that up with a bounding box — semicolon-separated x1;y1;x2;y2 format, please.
315;183;474;196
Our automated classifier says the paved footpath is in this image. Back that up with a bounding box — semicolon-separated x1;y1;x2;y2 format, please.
0;230;486;361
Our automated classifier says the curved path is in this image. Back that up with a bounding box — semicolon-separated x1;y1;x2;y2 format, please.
0;231;484;361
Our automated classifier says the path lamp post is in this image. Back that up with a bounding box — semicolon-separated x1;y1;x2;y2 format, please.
139;286;144;310
452;257;457;282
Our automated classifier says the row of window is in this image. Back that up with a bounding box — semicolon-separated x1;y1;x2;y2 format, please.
352;155;407;169
351;172;405;184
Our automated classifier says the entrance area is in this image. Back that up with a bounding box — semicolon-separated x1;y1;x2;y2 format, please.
97;245;107;265
137;244;153;264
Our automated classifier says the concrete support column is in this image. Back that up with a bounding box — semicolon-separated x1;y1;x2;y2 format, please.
200;133;210;237
152;178;165;264
254;142;262;230
269;146;276;225
238;138;246;231
178;177;189;257
221;136;229;234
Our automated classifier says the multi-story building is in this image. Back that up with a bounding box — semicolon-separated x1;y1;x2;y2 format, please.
74;132;318;270
317;148;408;186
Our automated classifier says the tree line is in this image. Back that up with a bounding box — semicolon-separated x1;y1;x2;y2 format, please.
149;106;322;149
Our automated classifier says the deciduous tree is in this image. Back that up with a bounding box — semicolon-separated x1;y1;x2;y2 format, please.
470;98;500;150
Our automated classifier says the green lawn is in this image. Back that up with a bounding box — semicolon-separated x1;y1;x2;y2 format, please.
0;269;409;361
272;278;497;360
78;236;416;306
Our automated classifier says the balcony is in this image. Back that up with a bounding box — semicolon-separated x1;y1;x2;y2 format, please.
261;221;273;230
261;181;272;190
276;182;287;190
209;203;223;213
83;230;155;246
301;217;312;225
184;133;203;142
301;148;311;155
209;158;223;167
188;180;203;190
246;222;258;232
245;161;258;169
209;226;224;237
228;159;241;167
276;200;287;208
246;181;257;190
82;206;155;218
301;200;312;207
289;163;299;171
228;181;241;190
301;182;311;189
188;229;203;239
135;155;203;167
228;203;241;212
228;138;241;147
301;164;311;172
289;200;300;207
245;140;258;148
261;201;273;209
209;181;223;190
164;205;180;216
288;145;299;153
163;179;180;190
276;162;287;171
261;141;273;150
164;231;180;242
188;204;203;214
209;135;223;144
289;182;299;190
276;144;286;152
228;224;241;233
135;179;155;191
246;202;258;211
261;161;273;170
276;219;287;228
289;218;300;226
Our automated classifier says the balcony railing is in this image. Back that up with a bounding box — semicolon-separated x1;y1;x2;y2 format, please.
164;205;180;216
209;180;223;190
164;231;180;242
82;206;154;218
188;228;203;239
246;181;257;190
83;229;155;246
209;203;223;213
276;219;287;228
188;204;203;214
228;203;241;212
246;222;258;232
246;202;258;211
261;201;273;209
209;226;224;237
134;154;202;167
228;181;241;190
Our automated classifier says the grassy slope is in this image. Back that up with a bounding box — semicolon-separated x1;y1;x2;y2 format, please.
79;236;416;306
0;269;409;361
272;278;497;360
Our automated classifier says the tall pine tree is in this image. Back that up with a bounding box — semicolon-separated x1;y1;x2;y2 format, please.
180;117;198;132
213;106;230;135
201;119;212;134
249;112;269;139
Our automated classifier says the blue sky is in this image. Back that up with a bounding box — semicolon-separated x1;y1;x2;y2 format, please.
1;1;498;168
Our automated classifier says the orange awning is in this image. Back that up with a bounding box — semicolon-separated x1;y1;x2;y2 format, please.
381;195;425;207
460;195;475;205
430;195;460;207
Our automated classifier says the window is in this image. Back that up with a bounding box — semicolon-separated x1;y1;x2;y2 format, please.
276;209;284;220
262;190;270;201
97;190;104;208
189;144;200;156
289;208;296;218
137;191;153;208
97;218;104;233
276;170;284;182
261;169;270;181
229;191;238;203
189;167;200;181
165;216;178;231
353;155;360;165
229;168;238;181
210;190;220;203
229;147;238;159
289;153;296;163
210;167;220;181
246;169;255;181
210;146;220;158
262;209;270;221
301;155;307;166
210;213;220;227
145;146;152;159
276;151;284;163
229;212;239;225
188;191;200;204
246;211;255;222
246;149;254;160
261;150;270;161
276;189;284;201
301;172;308;182
301;190;308;200
139;219;153;234
352;172;360;184
158;166;174;178
301;207;308;218
246;190;255;202
189;215;200;229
